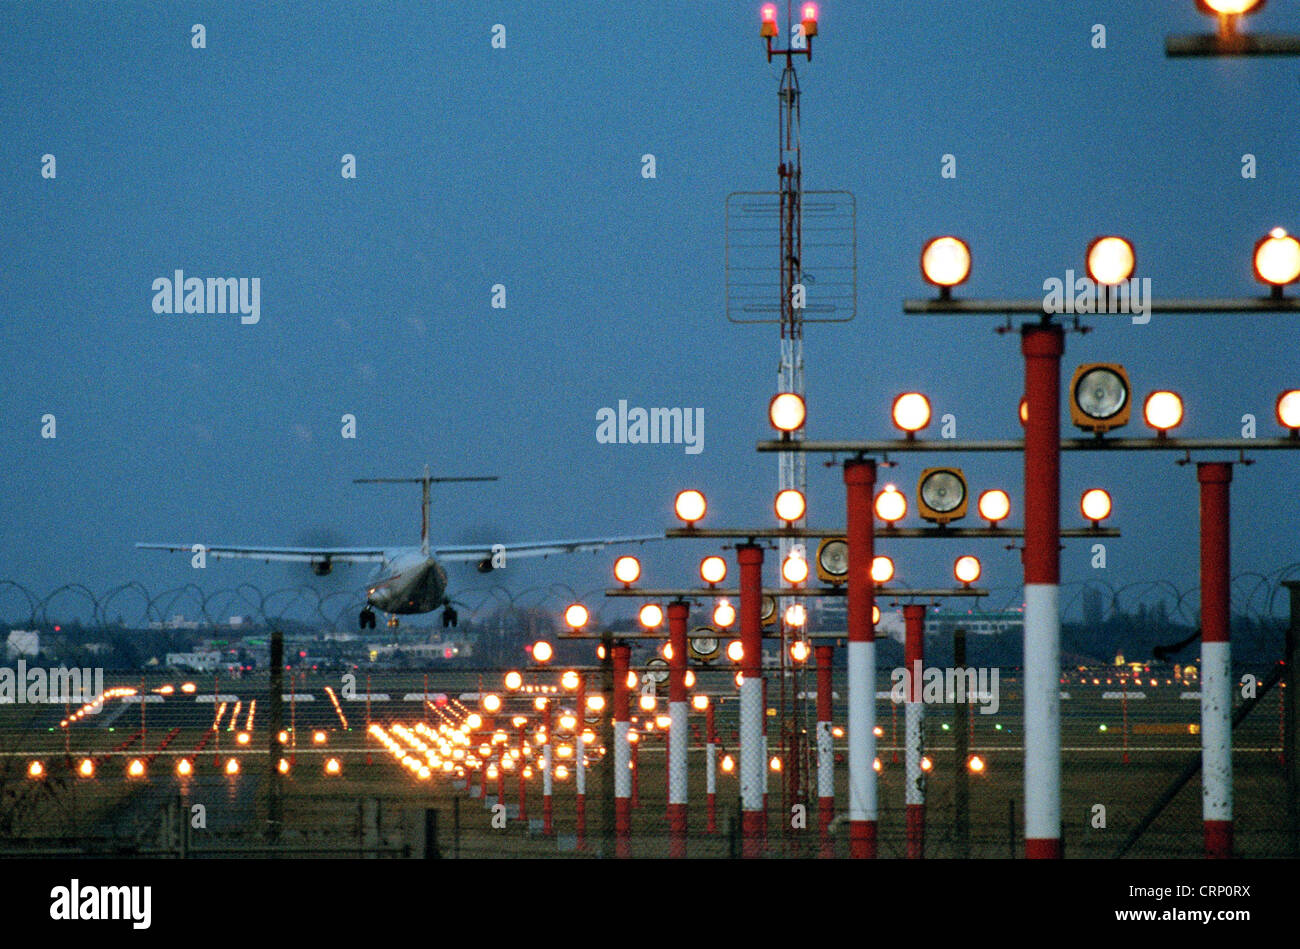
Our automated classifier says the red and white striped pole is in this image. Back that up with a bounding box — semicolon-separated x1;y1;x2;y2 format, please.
1022;323;1064;859
542;699;554;835
613;643;632;858
904;603;926;859
844;458;877;858
575;674;587;850
815;643;835;858
1198;461;1233;859
738;543;766;858
705;699;718;834
667;600;690;858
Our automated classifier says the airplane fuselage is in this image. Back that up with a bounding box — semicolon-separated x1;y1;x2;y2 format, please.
365;549;448;615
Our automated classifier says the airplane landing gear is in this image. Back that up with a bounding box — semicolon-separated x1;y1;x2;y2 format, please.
442;606;458;628
359;608;376;630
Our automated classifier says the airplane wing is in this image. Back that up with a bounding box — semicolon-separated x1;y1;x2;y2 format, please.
433;534;664;563
135;543;386;564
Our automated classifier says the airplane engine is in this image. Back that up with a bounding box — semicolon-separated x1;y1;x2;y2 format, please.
476;558;494;573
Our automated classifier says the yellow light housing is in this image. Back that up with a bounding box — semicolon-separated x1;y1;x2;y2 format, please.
1277;390;1300;432
700;555;727;585
761;595;778;627
977;489;1011;526
639;603;664;629
613;555;641;586
875;485;907;524
1086;236;1136;286
917;467;968;524
1143;391;1184;433
815;537;848;584
769;392;806;433
920;236;971;290
892;393;932;434
564;603;589;629
674;489;707;525
1070;364;1131;434
1081;488;1113;525
954;555;981;586
774;488;806;524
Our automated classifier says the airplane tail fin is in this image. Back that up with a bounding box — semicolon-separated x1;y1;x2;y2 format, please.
353;467;499;556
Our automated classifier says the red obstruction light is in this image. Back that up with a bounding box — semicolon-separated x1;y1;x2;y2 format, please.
760;4;779;37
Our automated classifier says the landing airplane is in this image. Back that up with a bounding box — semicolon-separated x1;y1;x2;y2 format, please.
137;467;662;629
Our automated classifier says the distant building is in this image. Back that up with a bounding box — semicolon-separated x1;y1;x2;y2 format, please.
164;650;223;671
6;630;40;658
925;609;1024;637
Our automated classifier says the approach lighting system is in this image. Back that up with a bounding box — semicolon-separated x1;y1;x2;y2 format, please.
892;393;932;435
1253;227;1300;293
954;555;982;586
674;490;707;526
917;467;968;524
1085;236;1136;286
564;604;589;630
1277;390;1300;433
977;489;1011;527
816;537;848;584
1070;364;1131;434
774;489;807;525
1143;391;1184;434
875;485;907;524
920;237;971;294
713;599;737;629
870;555;895;584
700;555;728;585
769;392;806;434
639;603;664;630
613;556;641;586
1081;489;1113;526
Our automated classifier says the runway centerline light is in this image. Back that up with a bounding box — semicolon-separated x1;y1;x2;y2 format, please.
875;485;907;524
700;555;727;585
774;488;806;525
1081;488;1113;526
870;555;895;584
1143;391;1184;434
977;489;1011;527
639;603;664;629
674;489;707;526
954;555;981;586
920;236;971;294
1070;364;1131;434
713;599;737;629
892;393;932;435
613;556;641;586
917;467;968;524
1277;390;1300;433
564;603;589;630
769;392;806;434
1086;236;1136;286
